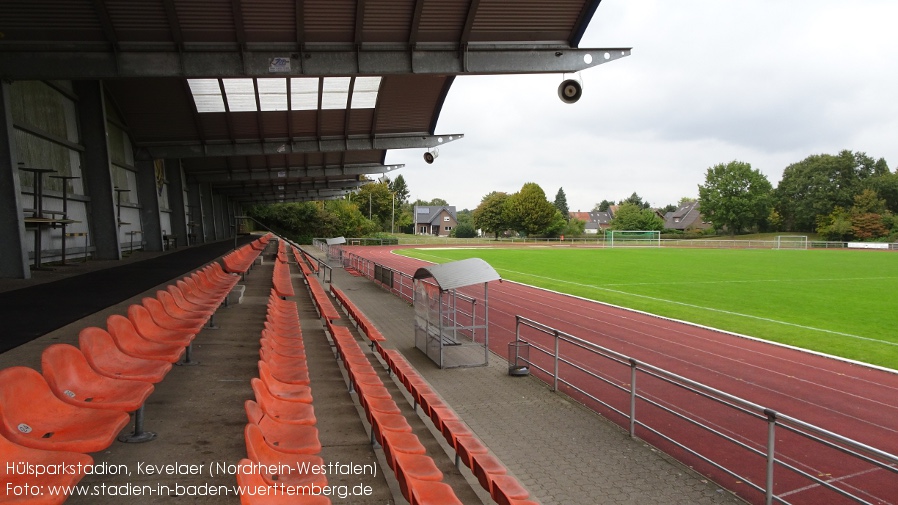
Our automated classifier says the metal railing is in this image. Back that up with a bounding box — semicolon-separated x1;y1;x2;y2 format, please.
514;315;898;505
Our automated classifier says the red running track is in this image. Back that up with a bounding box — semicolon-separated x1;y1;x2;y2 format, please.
349;246;898;505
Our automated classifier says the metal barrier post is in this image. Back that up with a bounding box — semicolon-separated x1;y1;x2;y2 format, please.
629;358;638;437
765;409;777;505
553;330;560;392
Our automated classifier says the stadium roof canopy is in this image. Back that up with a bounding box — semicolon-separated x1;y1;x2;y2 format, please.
0;0;629;204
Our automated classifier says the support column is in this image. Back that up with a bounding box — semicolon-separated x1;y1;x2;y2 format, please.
0;81;31;278
135;157;163;251
75;81;120;260
201;183;216;242
186;182;204;244
165;159;188;247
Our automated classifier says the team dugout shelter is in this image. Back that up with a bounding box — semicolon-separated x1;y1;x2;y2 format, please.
0;0;629;279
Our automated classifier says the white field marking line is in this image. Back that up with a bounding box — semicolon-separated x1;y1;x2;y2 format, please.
602;275;898;287
496;267;898;348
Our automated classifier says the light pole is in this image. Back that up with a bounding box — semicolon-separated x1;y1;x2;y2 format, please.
391;192;396;234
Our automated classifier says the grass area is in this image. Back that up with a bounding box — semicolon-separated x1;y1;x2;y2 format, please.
397;247;898;369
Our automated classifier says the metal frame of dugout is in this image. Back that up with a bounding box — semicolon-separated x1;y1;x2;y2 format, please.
412;258;501;369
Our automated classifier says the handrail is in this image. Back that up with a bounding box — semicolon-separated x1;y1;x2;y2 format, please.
514;315;898;505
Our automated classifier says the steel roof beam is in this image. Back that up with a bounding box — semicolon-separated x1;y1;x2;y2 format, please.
140;133;462;159
0;45;630;79
189;163;403;183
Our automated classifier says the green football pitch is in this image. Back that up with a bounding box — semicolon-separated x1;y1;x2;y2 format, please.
397;246;898;370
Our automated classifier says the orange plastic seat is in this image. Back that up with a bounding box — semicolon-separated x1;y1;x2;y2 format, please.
490;474;530;505
156;289;209;324
235;459;332;505
0;431;93;505
471;452;507;492
243;424;327;488
245;401;321;454
394;453;443;502
166;285;216;315
260;338;307;359
0;367;130;452
259;360;310;386
107;315;185;363
128;305;194;346
79;327;171;383
455;435;489;469
252;379;316;425
381;430;427;471
257;370;313;403
41;344;154;412
408;480;465;505
41;344;158;443
142;296;205;333
370;411;412;446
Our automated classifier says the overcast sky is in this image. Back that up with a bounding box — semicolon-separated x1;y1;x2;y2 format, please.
384;0;898;213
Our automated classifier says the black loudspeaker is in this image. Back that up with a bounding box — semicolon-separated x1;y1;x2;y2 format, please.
558;79;583;104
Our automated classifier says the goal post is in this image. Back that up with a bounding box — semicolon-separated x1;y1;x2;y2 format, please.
608;230;661;248
775;235;808;250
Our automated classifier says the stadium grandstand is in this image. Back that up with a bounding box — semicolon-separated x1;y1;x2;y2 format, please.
4;2;895;505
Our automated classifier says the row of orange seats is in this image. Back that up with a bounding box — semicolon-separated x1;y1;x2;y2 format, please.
272;255;295;299
222;234;272;275
330;286;537;505
323;316;464;505
304;273;341;323
0;260;240;504
235;262;330;505
330;285;386;349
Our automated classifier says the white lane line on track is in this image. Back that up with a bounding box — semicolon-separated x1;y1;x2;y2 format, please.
494;267;898;348
777;466;886;499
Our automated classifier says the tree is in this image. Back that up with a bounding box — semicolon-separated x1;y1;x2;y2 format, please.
505;182;559;236
609;202;664;231
473;192;510;239
660;203;678;214
452;222;477;238
621;192;650;209
553;188;570;220
561;217;587;237
816;207;854;241
698;160;773;235
353;182;394;231
775;150;883;232
388;174;410;205
593;200;615;212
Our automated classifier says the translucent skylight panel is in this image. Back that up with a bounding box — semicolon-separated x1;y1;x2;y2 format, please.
187;79;225;112
223;79;257;112
351;76;382;108
290;78;319;110
257;78;288;111
321;77;351;110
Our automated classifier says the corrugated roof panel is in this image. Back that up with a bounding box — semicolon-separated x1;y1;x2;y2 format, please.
374;75;446;134
197;114;230;141
174;0;236;43
260;113;289;138
257;78;288;111
304;0;355;43
228;112;260;138
318;110;347;137
288;111;318;136
346;109;374;136
241;0;296;42
362;0;414;43
105;0;171;42
469;0;583;42
416;0;469;43
1;0;104;41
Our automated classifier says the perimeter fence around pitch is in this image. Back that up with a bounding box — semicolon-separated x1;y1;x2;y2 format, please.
513;315;898;505
314;237;897;250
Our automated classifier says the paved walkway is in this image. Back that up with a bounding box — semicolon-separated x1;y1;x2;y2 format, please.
314;247;745;505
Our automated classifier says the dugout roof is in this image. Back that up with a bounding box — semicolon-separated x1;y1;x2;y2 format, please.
0;0;629;204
